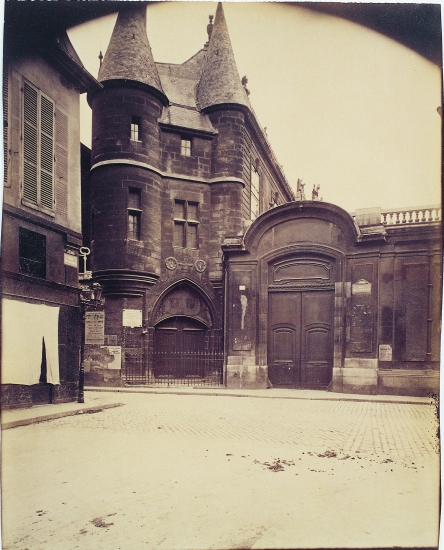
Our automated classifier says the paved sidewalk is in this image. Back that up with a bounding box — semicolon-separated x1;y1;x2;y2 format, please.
2;392;439;550
2;394;124;430
2;385;434;431
85;384;434;405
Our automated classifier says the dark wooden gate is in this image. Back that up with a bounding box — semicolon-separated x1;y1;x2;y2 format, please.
153;317;223;386
268;291;333;389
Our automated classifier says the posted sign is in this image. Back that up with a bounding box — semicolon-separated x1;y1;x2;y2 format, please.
122;309;143;328
85;311;105;345
379;344;393;361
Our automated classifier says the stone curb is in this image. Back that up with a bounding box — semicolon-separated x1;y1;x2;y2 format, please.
85;387;433;406
2;402;124;430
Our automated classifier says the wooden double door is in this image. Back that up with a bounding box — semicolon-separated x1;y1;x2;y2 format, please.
268;290;333;389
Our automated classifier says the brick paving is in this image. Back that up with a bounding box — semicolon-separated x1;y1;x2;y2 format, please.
52;392;438;459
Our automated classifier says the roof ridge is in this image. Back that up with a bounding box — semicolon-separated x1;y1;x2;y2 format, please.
156;49;207;68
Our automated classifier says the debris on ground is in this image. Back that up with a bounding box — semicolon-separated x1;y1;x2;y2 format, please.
91;517;114;528
254;458;295;472
317;450;337;458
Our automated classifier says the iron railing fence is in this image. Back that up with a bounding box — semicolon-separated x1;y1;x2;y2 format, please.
124;349;224;387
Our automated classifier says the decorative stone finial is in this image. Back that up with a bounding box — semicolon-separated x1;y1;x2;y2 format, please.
205;15;214;47
241;75;250;96
98;50;103;68
312;184;321;201
296;179;306;201
207;15;214;39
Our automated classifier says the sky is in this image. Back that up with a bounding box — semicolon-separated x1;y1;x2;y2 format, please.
67;2;442;214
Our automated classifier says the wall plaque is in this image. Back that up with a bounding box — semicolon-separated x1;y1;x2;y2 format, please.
122;309;143;328
352;279;372;294
85;311;105;345
64;252;78;268
379;344;393;361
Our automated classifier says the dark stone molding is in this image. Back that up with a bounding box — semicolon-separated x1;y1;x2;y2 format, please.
2;271;81;307
93;269;159;297
3;204;83;244
87;78;168;108
90;158;245;188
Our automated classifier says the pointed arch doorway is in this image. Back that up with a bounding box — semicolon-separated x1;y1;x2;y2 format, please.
151;284;223;386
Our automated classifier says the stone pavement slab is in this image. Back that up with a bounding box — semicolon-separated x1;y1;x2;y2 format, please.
2;394;124;430
85;384;434;405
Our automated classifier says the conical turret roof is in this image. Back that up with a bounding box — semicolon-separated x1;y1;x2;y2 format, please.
98;5;167;104
197;3;250;111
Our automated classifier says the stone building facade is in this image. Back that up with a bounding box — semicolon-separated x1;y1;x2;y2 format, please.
82;3;294;388
82;3;441;396
1;10;101;408
223;203;441;396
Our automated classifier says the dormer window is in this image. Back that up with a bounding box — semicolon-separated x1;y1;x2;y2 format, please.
130;116;141;142
180;138;191;156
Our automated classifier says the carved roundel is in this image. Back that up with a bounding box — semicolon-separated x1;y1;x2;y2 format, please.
194;259;207;273
165;257;178;271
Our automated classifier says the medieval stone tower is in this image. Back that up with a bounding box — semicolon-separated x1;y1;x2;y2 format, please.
84;3;294;386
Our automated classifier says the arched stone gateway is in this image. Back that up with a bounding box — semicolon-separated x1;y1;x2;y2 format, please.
148;282;223;386
222;201;441;396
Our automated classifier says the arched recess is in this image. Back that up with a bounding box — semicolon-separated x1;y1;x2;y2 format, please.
148;279;223;386
244;201;360;255
149;277;221;330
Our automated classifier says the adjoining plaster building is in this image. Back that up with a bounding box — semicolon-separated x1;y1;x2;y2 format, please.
82;3;441;396
1;8;101;408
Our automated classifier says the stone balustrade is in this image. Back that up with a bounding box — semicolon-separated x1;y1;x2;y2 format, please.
381;206;441;226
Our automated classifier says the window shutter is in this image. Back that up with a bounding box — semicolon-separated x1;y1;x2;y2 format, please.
40;95;54;209
3;65;8;185
10;72;21;185
23;82;38;204
55;108;68;217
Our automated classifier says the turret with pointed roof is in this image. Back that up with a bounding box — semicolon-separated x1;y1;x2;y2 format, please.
197;3;249;112
98;4;168;105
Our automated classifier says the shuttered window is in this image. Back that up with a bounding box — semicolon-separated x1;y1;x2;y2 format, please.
3;65;9;185
55;109;68;217
22;81;55;212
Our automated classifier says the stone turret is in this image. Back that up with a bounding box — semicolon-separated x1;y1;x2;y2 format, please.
97;5;167;103
197;3;249;280
88;5;167;294
197;2;250;112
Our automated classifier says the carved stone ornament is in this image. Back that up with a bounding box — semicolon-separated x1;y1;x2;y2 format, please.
194;259;207;273
165;257;178;271
155;287;212;326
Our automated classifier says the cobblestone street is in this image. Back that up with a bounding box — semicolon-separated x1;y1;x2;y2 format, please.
3;391;440;549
